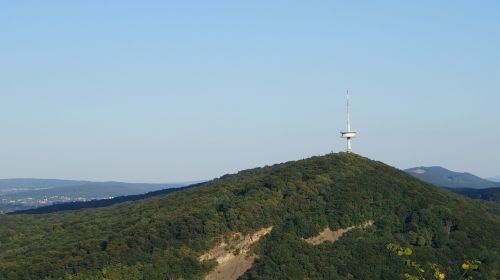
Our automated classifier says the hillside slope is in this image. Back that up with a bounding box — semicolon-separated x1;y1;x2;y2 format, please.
405;166;496;189
0;153;499;279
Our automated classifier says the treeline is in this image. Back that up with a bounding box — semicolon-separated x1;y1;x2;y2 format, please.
446;187;500;203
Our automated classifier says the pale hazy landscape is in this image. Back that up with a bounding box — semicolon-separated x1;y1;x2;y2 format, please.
0;1;498;280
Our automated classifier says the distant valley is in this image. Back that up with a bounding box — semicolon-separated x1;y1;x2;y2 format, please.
0;179;193;213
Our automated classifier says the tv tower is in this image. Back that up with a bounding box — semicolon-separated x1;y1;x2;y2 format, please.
340;90;357;153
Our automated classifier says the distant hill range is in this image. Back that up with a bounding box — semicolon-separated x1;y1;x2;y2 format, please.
404;166;497;189
0;179;90;194
9;184;199;215
0;178;195;213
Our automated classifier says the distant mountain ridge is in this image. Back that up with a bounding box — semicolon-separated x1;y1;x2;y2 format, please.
0;179;90;195
0;178;90;189
405;166;496;189
1;181;174;198
0;178;186;190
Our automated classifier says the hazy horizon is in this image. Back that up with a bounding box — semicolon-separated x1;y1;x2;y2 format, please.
1;1;499;182
0;154;497;184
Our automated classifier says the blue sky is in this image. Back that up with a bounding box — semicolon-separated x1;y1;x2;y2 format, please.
1;1;499;182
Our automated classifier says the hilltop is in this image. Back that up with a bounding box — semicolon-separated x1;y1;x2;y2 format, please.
405;166;496;189
0;153;499;279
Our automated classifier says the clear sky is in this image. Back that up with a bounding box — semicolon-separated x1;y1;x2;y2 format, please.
1;1;499;182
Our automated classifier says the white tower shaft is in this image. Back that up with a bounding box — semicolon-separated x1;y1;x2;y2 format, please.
346;91;352;152
340;90;357;153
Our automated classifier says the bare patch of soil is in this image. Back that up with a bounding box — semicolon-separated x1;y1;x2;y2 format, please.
305;220;374;245
200;227;273;280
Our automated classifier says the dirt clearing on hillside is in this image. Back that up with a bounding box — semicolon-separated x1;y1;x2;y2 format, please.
305;220;374;245
200;227;273;280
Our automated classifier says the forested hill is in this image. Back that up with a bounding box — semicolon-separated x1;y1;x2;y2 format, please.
0;153;499;279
